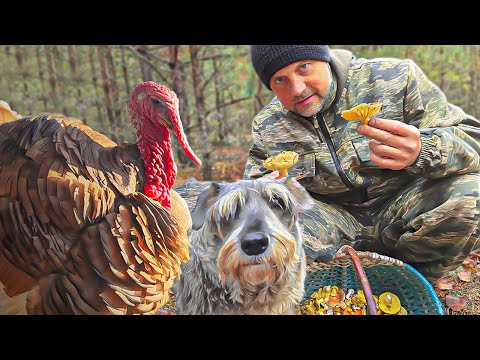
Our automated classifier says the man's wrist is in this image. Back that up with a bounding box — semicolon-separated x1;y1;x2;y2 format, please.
405;137;440;174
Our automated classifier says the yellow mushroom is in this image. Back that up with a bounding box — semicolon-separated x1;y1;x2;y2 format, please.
396;306;408;315
325;287;346;307
378;292;401;315
0;100;21;124
342;307;355;315
351;289;367;307
263;151;299;178
341;102;382;125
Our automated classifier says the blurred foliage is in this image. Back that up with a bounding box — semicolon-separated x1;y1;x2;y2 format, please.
1;45;478;180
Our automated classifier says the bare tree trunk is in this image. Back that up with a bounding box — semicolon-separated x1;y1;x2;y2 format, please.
44;45;59;110
105;46;121;122
212;57;226;144
253;77;264;115
439;47;446;92
97;45;117;142
88;46;103;123
1;46;16;110
52;45;68;115
189;45;211;181
35;46;48;109
14;45;33;114
67;45;88;122
120;46;131;95
470;45;478;116
137;45;152;81
169;45;191;165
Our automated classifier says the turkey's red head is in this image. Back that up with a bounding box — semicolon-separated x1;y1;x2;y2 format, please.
127;81;202;209
127;81;202;166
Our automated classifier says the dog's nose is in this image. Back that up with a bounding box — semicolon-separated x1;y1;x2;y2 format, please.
240;232;269;256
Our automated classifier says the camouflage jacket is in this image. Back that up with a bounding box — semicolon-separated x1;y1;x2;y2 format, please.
243;49;480;206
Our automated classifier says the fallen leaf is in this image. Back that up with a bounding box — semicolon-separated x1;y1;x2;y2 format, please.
435;290;447;298
458;271;471;282
445;295;467;311
462;258;477;272
435;278;455;290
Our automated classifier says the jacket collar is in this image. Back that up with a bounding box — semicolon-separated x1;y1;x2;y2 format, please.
329;48;354;107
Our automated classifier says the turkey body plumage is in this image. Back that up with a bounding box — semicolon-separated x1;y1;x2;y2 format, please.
0;83;201;315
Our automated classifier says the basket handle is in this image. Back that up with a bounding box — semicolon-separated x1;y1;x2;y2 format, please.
337;245;379;315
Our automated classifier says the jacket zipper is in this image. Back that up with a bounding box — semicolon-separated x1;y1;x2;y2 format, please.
312;113;357;191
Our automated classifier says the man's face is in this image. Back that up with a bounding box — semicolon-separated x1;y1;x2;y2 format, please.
269;60;331;118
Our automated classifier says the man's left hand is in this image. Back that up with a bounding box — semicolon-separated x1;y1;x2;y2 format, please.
356;118;421;170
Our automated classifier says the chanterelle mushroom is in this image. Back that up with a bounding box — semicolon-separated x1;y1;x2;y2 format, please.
0;100;21;123
341;102;382;125
378;292;401;315
263;151;299;178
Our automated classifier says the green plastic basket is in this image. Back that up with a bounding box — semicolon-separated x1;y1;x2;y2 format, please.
304;245;445;315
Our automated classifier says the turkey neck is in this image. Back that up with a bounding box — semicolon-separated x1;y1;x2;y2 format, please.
136;125;176;209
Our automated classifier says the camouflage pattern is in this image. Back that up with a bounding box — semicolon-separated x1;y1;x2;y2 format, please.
351;173;480;282
242;48;480;282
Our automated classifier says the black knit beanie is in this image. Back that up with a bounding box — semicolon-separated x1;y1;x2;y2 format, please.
250;45;330;90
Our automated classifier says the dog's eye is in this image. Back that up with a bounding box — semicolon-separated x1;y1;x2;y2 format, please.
234;205;241;219
272;195;287;211
207;234;223;249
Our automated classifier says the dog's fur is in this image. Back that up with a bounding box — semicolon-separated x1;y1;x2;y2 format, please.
174;177;314;315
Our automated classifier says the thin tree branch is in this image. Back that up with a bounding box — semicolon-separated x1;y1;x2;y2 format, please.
121;45;171;84
204;96;251;118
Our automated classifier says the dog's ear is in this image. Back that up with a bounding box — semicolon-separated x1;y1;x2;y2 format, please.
191;182;222;230
280;176;315;212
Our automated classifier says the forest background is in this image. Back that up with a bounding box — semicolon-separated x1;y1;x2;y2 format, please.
1;45;480;314
1;45;478;185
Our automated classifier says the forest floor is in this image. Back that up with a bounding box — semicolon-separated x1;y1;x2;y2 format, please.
170;145;480;315
434;250;480;315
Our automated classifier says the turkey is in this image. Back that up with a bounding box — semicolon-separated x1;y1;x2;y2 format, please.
0;82;201;314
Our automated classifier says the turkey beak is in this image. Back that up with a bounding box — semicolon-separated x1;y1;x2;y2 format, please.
168;111;202;166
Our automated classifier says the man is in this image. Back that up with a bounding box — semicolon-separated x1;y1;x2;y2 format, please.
244;45;480;283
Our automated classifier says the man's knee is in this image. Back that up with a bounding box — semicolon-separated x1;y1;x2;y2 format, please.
423;173;479;205
435;173;480;227
446;173;480;198
402;173;480;223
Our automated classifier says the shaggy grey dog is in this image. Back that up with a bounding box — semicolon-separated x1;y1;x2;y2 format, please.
173;177;314;315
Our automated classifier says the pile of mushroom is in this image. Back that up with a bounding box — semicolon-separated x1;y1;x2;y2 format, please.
299;285;407;315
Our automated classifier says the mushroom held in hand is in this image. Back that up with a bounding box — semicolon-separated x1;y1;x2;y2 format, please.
341;102;382;125
263;151;299;178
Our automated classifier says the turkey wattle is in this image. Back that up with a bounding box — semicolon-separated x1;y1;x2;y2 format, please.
127;81;201;209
